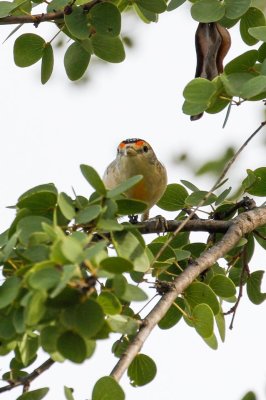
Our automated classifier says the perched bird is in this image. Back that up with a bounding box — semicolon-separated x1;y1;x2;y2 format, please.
103;138;167;221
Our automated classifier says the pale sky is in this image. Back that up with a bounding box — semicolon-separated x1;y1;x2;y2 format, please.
0;3;266;400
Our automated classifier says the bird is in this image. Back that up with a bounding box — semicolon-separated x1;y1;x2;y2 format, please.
103;138;167;221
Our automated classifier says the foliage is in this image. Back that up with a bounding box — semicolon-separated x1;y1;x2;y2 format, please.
0;164;266;399
0;0;263;118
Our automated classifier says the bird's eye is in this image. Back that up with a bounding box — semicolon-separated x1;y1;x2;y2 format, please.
143;145;149;153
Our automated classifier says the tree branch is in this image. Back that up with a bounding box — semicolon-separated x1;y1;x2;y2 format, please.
136;218;231;234
0;358;55;393
110;206;266;381
0;0;101;25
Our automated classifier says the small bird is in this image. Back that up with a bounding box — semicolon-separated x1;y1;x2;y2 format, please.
103;138;167;221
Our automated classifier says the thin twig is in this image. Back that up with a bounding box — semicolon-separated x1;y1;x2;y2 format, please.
0;0;101;25
0;358;55;394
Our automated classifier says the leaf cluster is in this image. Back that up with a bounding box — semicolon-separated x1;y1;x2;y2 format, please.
0;165;265;398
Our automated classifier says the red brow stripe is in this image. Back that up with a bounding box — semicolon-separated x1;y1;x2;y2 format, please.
121;138;144;145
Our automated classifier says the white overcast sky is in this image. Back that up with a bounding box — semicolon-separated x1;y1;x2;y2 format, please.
0;3;266;400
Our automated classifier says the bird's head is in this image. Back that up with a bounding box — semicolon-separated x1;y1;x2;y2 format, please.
116;138;156;161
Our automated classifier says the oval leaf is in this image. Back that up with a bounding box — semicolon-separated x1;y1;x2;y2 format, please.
192;303;214;338
64;42;91;81
92;376;125;400
80;164;106;195
91;34;125;63
157;183;188;211
128;353;157;387
57;331;87;363
209;274;236;298
14;33;45;67
90;2;121;36
64;6;89;39
41;43;54;84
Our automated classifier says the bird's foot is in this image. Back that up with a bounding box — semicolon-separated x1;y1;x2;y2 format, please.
128;214;139;224
147;215;168;234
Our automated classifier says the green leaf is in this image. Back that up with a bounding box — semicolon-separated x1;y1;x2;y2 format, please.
24;290;47;325
249;26;266;42
91;34;125;63
14;33;45;67
167;0;185;11
158;297;185;329
58;192;75;220
57;331;87;363
241;392;257;400
135;0;166;13
100;256;134;273
185;282;220;315
241;75;266;98
106;175;143;198
174;249;191;261
185;191;217;206
134;3;157;23
28;263;61;290
192;303;214;338
215;187;232;205
224;0;251;19
116;199;147;215
41;43;54;84
17;388;49;400
84;241;108;260
0;276;20;309
128;353;157;387
240;7;266;46
183;78;216;103
97;292;122;315
215;312;225;342
80;164;106;195
203;332;218;350
64;42;91;81
157;183;188;211
247;271;266;304
17;216;51;245
64;6;89;39
180;180;199;192
41;326;61;353
191;0;225;23
0;1;16;17
75;205;102;224
0;314;16;339
64;387;75;400
97;219;123;231
92;377;125;400
244;167;266;196
121;284;148;302
182;100;207;116
112;231;150;272
17;183;57;214
61;236;84;263
209;274;236;298
224;50;258;74
107;314;139;334
18;333;39;366
90;2;121;36
61;299;105;338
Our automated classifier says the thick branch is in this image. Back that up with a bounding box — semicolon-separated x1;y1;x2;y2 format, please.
110;207;266;381
0;0;100;25
0;358;54;393
137;218;230;234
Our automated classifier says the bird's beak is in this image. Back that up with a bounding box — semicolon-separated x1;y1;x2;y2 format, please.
124;145;137;156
